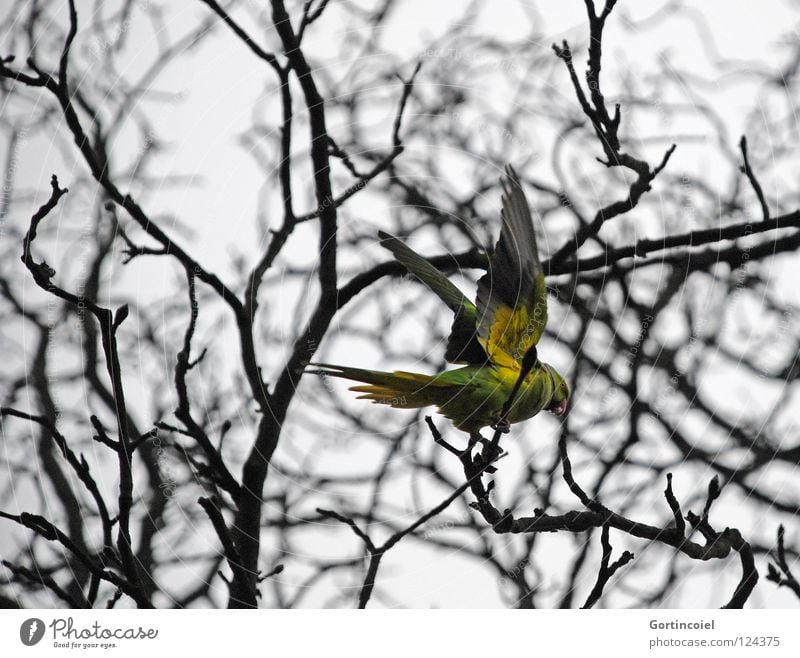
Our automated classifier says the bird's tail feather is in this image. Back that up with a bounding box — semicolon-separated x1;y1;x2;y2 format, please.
307;363;449;409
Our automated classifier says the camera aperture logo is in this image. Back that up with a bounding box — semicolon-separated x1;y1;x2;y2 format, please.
19;617;158;650
20;618;45;646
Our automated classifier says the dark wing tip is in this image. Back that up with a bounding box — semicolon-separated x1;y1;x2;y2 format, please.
504;163;520;183
504;165;523;197
377;230;404;254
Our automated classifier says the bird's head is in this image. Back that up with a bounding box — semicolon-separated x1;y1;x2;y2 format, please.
546;368;570;417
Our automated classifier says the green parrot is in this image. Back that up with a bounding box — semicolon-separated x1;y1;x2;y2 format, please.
310;165;570;436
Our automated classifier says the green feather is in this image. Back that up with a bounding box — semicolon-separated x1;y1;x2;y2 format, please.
378;231;486;364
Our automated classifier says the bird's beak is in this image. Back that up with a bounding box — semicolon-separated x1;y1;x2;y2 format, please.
549;398;568;417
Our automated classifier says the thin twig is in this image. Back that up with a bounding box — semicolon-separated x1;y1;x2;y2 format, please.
739;135;770;221
581;524;634;608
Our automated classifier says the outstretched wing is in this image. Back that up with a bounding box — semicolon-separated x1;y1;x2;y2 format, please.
475;165;547;370
378;231;487;364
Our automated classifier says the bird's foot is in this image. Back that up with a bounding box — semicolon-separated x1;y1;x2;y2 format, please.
481;442;504;466
490;418;511;434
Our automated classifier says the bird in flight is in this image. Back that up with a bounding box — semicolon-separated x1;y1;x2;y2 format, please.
310;166;569;437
